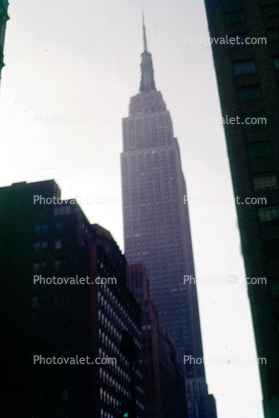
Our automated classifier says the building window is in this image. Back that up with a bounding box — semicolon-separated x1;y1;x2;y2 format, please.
242;113;267;131
258;205;279;224
41;241;48;250
55;222;62;232
273;56;279;69
42;224;48;234
237;85;261;102
262;4;279;19
228;33;251;48
34;242;40;252
253;173;278;192
233;60;256;76
225;11;246;25
55;239;62;250
247;142;272;161
34;225;41;234
53;207;60;216
267;27;279;42
53;206;71;216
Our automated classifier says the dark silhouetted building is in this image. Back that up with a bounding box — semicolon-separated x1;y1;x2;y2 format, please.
203;1;279;417
0;0;9;84
0;180;144;418
127;263;188;418
121;16;217;418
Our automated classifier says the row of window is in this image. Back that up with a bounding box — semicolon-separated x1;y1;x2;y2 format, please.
258;205;279;224
226;9;279;223
98;285;140;336
248;142;272;161
224;5;279;26
99;312;124;343
34;222;62;235
233;57;278;79
253;173;278;192
53;206;71;216
34;239;61;252
130;105;163;115
233;52;279;222
227;27;279;50
100;367;142;396
33;259;69;272
123;114;173;151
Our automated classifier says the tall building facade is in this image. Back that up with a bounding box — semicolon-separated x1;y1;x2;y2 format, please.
127;263;188;418
203;1;279;417
0;0;9;84
0;180;144;418
121;17;217;418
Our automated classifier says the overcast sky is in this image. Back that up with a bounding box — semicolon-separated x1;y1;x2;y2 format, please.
0;1;264;417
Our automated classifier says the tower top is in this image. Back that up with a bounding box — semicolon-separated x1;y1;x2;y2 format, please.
142;6;148;52
139;10;156;93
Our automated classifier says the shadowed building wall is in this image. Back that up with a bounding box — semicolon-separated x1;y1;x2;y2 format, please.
203;1;279;417
0;0;9;86
127;262;188;418
0;180;144;418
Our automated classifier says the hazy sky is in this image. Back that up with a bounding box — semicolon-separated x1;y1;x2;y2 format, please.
0;1;264;417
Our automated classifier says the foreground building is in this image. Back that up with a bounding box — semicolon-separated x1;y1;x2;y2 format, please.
121;16;217;418
203;2;279;417
0;0;9;85
0;180;144;418
127;263;188;418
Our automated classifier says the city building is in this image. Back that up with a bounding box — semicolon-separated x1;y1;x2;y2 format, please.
127;263;188;418
120;15;217;418
203;1;279;417
0;180;144;418
0;0;9;84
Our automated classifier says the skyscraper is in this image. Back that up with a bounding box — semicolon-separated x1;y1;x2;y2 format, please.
121;15;217;418
203;2;279;417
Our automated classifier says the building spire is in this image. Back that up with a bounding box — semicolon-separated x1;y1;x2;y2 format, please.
142;5;148;52
139;7;156;93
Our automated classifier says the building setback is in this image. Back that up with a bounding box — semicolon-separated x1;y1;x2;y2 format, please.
127;263;188;418
121;16;217;418
203;1;279;417
0;180;144;418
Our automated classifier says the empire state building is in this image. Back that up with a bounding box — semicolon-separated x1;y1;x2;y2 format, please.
121;15;217;418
